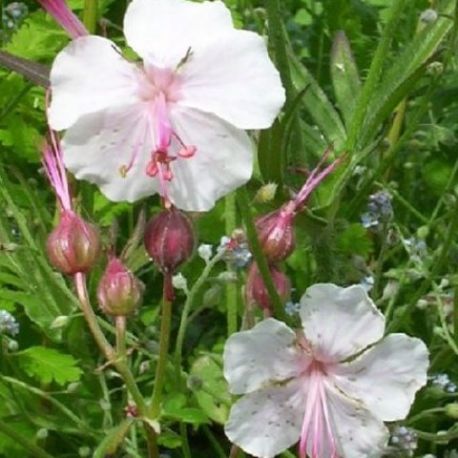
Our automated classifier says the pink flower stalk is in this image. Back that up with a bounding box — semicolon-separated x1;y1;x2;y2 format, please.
256;152;341;262
47;0;285;211
224;284;429;458
42;131;72;211
37;0;88;39
43;130;100;275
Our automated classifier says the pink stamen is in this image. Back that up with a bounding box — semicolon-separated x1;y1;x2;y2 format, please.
42;138;72;211
299;363;338;458
42;90;73;211
293;152;343;212
37;0;88;39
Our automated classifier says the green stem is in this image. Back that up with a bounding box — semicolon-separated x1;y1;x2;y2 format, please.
83;0;98;33
73;274;147;415
175;250;226;374
346;0;407;151
0;375;93;436
149;276;173;418
434;283;458;356
0;419;54;458
202;426;226;458
225;193;238;336
115;316;127;359
236;188;286;321
265;0;303;169
455;285;458;346
180;423;192;458
407;407;446;425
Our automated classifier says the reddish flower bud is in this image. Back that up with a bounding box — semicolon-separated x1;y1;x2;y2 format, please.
46;210;100;275
246;262;291;313
97;258;144;317
144;208;195;273
255;202;295;262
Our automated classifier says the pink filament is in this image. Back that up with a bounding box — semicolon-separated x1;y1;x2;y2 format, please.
293;149;343;212
42;134;72;211
299;365;338;458
37;0;88;39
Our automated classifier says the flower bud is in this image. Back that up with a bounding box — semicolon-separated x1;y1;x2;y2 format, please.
97;257;144;317
46;210;100;275
255;202;295;262
445;403;458;419
246;262;291;312
144;208;195;273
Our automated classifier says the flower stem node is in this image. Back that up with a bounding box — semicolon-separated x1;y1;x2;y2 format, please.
46;210;100;275
97;257;144;317
246;262;290;313
144;208;195;273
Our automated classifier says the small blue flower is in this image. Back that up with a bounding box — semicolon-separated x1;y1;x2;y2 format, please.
389;426;418;456
0;310;19;336
285;301;301;316
361;191;393;231
429;373;457;393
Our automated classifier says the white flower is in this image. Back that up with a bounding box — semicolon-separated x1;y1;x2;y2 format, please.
197;243;213;263
172;273;188;293
48;0;285;211
223;283;429;458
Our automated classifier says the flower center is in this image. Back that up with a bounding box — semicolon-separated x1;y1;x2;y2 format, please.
120;64;197;206
299;361;338;458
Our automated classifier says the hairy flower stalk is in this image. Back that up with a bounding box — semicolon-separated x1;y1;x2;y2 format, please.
224;284;429;458
36;0;88;38
47;0;285;211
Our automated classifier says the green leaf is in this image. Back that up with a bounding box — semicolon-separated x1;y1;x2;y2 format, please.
5;13;68;61
190;355;231;425
289;51;347;151
331;31;361;128
361;0;455;146
163;393;210;425
337;223;374;257
16;346;82;386
93;419;134;458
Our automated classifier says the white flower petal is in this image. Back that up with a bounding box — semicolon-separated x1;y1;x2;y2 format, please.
124;0;233;68
179;30;285;129
62;104;158;202
49;36;142;131
299;284;385;362
333;334;429;421
326;383;388;458
224;318;308;395
167;107;253;211
225;378;306;458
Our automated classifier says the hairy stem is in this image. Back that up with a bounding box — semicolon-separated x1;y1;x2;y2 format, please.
0;419;54;458
149;275;173;418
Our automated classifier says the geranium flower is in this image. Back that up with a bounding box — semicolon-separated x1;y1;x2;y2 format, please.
224;283;428;458
47;0;285;211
